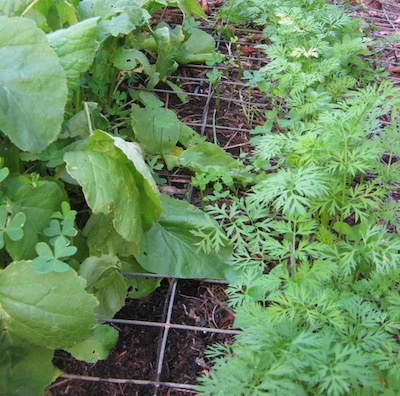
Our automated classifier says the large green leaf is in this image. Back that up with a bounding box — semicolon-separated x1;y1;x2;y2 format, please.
79;254;127;318
0;328;54;396
137;195;232;279
84;213;139;257
0;17;67;153
48;17;99;91
175;28;215;64
66;323;118;363
0;261;97;349
4;177;66;260
179;141;237;172
0;0;31;16
65;130;162;247
131;104;180;155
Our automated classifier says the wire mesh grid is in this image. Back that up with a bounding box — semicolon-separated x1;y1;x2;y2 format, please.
48;1;399;395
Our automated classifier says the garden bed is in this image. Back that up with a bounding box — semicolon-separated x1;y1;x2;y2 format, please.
1;0;399;395
47;0;400;394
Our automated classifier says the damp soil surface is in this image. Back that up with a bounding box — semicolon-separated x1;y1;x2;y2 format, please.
49;280;234;396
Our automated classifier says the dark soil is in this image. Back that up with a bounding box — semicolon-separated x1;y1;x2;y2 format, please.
49;280;234;396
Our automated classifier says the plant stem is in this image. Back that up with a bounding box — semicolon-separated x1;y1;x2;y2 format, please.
84;102;94;135
21;0;40;17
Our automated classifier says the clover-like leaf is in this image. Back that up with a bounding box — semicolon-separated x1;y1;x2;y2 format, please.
0;206;26;249
43;219;62;238
54;236;77;259
5;212;26;241
31;240;75;274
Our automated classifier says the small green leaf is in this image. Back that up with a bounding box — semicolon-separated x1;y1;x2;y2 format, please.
53;237;77;259
66;324;118;363
35;241;54;259
0;167;9;183
79;254;127;317
122;257;161;299
5;212;26;241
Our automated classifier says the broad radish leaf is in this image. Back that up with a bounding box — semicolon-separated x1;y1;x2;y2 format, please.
84;213;139;257
66;324;118;363
121;257;161;299
0;328;54;396
175;28;215;64
179;142;237;172
4;177;66;260
48;17;99;91
0;17;67;153
79;254;127;318
0;260;97;349
131;105;180;155
137;195;232;279
65;130;162;247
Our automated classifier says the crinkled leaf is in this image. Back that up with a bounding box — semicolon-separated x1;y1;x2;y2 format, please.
0;16;67;153
65;130;162;245
0;260;97;349
137;195;231;279
0;327;54;396
66;324;118;363
84;213;139;257
131;105;180;155
121;257;161;299
4;177;66;260
79;0;141;19
48;18;99;91
79;254;127;318
78;0;149;42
